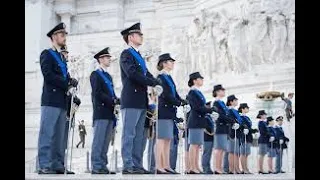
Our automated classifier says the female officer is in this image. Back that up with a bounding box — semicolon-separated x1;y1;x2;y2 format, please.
212;85;234;174
187;72;216;174
155;53;187;174
239;103;258;174
226;95;241;174
257;110;269;174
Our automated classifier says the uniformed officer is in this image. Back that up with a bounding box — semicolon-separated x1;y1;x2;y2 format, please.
266;116;277;174
257;110;269;174
37;22;78;174
238;103;258;174
226;95;242;174
90;47;120;174
119;23;160;174
274;116;289;173
155;53;187;174
76;120;86;148
201;102;215;174
187;72;216;174
212;85;233;174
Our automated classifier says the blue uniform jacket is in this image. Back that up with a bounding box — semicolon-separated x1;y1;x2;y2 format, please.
40;49;71;110
227;108;243;139
274;125;289;149
239;115;257;144
204;114;215;142
187;89;213;129
213;100;234;134
267;126;278;148
119;48;157;109
90;69;117;120
157;73;182;120
258;120;270;144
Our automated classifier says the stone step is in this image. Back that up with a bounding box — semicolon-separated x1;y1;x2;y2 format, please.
25;173;295;180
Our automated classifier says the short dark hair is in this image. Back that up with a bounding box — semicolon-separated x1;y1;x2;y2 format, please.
157;61;164;71
238;106;244;112
226;100;231;106
212;90;217;97
188;79;194;87
123;34;129;44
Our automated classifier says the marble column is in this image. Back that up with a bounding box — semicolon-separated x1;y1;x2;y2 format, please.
54;0;75;33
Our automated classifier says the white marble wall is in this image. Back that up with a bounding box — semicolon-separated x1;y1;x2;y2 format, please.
25;0;295;169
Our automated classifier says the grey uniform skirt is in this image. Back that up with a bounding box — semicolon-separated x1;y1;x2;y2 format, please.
240;143;252;155
227;138;240;154
259;143;268;155
214;134;228;151
157;119;173;139
188;128;204;145
268;147;277;157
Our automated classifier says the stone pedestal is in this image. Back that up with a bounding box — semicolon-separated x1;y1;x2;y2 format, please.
254;98;287;118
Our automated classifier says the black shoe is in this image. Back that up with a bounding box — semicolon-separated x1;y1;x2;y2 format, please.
244;171;253;174
141;168;152;174
258;171;268;174
214;171;223;174
189;170;201;174
228;171;234;174
156;169;170;174
280;170;286;173
203;170;214;174
184;171;190;174
122;168;144;174
91;169;109;174
164;168;179;174
237;171;244;174
268;171;276;174
55;169;75;174
76;145;79;148
38;168;57;174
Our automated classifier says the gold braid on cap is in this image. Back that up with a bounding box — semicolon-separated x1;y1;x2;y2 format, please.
128;29;142;34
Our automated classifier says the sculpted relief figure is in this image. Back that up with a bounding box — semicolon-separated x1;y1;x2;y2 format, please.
227;17;251;73
247;11;271;65
187;17;205;73
269;13;287;63
287;13;295;60
198;9;214;79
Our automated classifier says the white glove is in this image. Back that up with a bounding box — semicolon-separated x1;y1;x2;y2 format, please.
183;105;191;113
269;136;275;142
243;129;249;135
232;123;240;130
279;139;284;144
211;111;219;120
177;122;185;130
255;133;260;138
176;107;184;119
80;129;83;132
